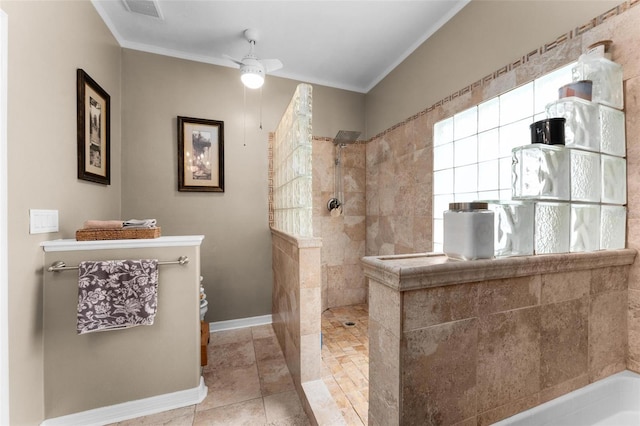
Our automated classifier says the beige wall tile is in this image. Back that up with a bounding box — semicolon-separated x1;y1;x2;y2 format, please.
401;319;478;425
369;281;401;337
300;247;322;289
591;266;629;294
589;290;627;382
477;307;540;412
403;284;478;331
540;298;588;389
540;270;590;305
538;374;588;405
328;287;367;308
478;275;541;315
300;333;322;383
369;319;400;426
477;394;540;426
628;289;640;368
300;287;321;336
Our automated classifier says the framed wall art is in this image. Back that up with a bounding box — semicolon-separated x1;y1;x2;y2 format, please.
177;116;224;192
77;69;110;185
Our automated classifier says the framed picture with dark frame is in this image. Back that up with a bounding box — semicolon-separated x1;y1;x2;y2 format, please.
77;69;110;185
177;116;225;192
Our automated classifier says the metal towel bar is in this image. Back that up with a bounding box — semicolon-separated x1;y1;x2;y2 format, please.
47;256;189;272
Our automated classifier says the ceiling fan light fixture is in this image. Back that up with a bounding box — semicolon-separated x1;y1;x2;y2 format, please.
240;64;265;89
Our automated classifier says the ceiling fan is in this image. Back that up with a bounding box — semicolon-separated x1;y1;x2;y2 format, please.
225;29;283;89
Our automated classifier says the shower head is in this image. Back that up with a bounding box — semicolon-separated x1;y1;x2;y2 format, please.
333;130;361;145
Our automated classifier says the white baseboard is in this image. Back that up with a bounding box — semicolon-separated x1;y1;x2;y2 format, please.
209;314;272;332
41;377;207;426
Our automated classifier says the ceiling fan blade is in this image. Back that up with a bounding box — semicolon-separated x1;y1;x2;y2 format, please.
222;54;244;67
260;59;283;73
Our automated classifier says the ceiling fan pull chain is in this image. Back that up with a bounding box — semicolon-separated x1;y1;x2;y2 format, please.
259;86;263;130
243;84;247;147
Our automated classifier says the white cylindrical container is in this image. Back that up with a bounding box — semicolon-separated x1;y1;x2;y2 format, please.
443;202;495;260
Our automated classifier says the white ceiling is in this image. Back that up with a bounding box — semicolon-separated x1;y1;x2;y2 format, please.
92;0;469;93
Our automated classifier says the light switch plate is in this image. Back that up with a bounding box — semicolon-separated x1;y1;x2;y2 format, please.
29;209;59;234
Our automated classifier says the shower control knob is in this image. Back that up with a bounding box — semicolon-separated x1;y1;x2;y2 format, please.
327;198;341;211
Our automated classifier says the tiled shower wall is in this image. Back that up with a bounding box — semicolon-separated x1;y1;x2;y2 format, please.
312;138;367;311
366;1;640;373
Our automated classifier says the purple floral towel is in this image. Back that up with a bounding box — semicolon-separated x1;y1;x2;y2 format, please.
77;259;158;335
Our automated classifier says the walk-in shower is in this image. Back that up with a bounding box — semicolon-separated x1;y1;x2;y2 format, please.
327;130;361;216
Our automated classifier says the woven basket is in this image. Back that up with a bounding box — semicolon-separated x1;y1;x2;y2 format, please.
76;227;161;241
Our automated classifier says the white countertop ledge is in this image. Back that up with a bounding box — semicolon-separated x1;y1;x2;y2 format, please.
41;235;205;252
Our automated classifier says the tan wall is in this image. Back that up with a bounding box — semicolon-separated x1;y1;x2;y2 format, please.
43;244;200;418
365;0;622;138
0;1;122;424
121;50;364;322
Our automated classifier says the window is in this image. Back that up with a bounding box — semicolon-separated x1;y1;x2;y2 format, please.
432;63;575;252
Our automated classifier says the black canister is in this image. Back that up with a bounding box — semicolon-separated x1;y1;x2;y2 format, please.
530;118;566;145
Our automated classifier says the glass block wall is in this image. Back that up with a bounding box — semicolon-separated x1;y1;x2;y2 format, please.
432;62;575;252
272;84;313;236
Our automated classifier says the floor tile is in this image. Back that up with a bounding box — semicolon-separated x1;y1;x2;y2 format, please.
199;364;262;410
321;304;369;426
116;405;195;425
257;357;296;396
193;398;266;426
263;390;306;423
105;305;372;426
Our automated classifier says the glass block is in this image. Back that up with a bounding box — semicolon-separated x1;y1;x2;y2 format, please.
478;129;499;162
478;159;499;191
498;157;512;193
488;201;534;257
454;164;478;194
433;218;444;247
478;98;500;132
500;83;534;125
434;169;454;195
546;97;600;152
478;190;500;200
534;62;573;114
300;208;313;237
572;56;623;110
434;194;454;220
599;104;626;157
434;117;454;146
499;118;530;157
570;149;600;202
455;192;479;202
512;145;570;201
570;203;600;252
454;106;478;140
601;155;627;204
294;83;313;116
535;202;570;254
292;146;312;177
434;142;453;171
454;135;478;167
600;205;626;249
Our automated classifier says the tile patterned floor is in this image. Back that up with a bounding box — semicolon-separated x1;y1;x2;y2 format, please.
110;304;371;425
321;304;369;426
111;324;309;426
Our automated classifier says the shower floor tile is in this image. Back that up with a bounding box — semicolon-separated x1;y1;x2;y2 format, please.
322;304;369;426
